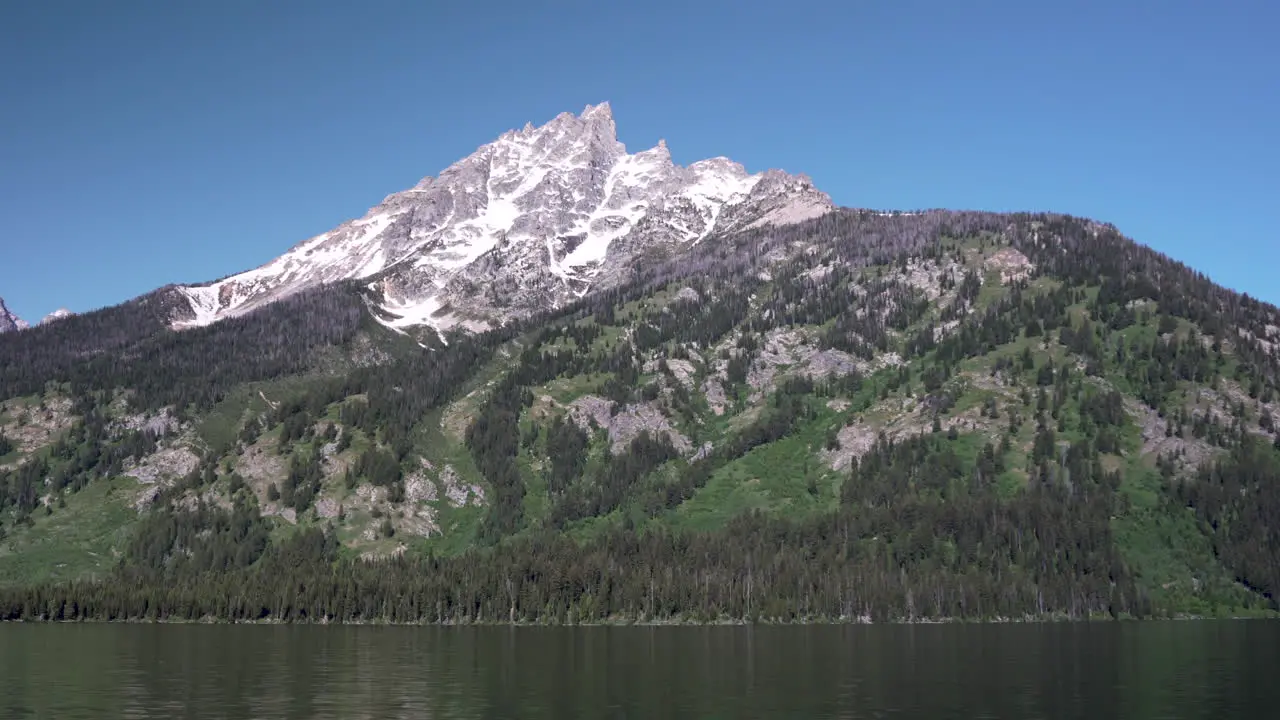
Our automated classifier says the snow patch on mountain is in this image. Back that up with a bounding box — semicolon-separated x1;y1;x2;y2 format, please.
378;294;491;337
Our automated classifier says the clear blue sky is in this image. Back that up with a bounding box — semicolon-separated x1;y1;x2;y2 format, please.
1;0;1276;321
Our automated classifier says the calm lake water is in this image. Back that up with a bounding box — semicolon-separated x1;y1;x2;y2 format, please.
1;622;1276;719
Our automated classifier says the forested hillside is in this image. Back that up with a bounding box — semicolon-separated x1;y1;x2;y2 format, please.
2;209;1278;623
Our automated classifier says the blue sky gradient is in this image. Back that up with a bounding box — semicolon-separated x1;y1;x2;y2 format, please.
2;0;1276;321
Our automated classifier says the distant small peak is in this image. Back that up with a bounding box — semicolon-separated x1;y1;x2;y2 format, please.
41;308;74;325
690;156;748;177
640;138;671;158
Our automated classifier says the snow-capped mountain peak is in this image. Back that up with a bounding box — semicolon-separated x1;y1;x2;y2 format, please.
40;308;74;325
172;103;833;334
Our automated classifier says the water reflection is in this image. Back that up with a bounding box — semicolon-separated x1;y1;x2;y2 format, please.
0;622;1275;719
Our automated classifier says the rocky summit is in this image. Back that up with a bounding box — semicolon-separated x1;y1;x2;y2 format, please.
171;103;832;338
0;297;26;333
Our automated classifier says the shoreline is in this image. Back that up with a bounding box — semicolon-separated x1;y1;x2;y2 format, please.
4;612;1276;627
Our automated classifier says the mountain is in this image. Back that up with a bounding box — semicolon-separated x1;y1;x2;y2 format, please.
0;297;26;333
2;106;1280;624
170;103;831;337
39;308;74;325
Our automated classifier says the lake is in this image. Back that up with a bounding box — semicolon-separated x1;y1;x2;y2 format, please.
1;622;1276;718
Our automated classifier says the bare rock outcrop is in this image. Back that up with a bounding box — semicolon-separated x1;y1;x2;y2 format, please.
568;395;693;454
984;247;1033;284
123;446;201;486
439;465;485;507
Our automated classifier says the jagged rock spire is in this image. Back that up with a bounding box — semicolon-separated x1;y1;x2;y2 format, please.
0;296;27;333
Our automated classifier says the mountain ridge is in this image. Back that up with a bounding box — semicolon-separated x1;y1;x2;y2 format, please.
0;299;77;333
